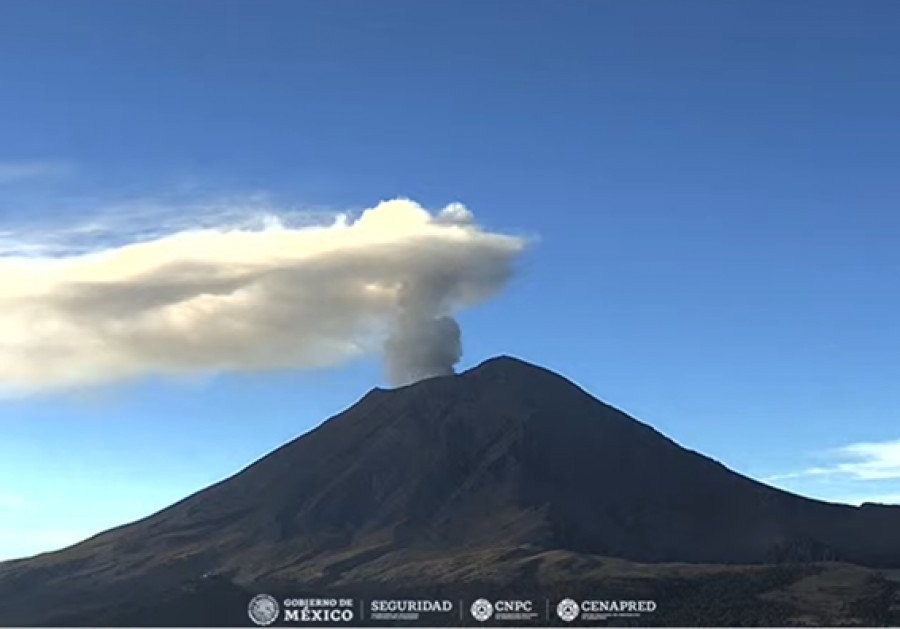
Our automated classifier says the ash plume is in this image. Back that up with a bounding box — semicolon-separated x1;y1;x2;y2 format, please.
0;199;526;394
385;313;462;387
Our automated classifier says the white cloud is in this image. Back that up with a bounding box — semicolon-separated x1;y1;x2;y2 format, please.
0;193;332;257
764;438;900;506
0;198;526;393
831;439;900;480
766;439;900;483
0;160;71;185
829;492;900;506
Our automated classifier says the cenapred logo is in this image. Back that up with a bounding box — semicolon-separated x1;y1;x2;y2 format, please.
556;598;580;623
248;594;280;626
470;598;494;622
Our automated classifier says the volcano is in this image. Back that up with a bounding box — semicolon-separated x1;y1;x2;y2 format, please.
2;356;900;626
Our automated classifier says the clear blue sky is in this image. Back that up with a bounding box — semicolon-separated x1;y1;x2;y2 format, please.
1;0;899;560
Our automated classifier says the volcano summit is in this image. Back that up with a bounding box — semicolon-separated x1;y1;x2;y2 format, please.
1;356;899;626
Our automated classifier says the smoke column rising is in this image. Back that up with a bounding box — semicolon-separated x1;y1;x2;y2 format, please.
385;313;462;386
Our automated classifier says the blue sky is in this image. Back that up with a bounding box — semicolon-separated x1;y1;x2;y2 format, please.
1;0;899;560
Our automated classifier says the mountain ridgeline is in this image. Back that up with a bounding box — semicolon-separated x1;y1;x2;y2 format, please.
1;356;899;626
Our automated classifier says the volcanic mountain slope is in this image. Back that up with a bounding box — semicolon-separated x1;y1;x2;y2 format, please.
2;356;900;626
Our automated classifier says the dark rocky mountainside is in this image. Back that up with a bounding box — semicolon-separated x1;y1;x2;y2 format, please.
2;356;900;626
